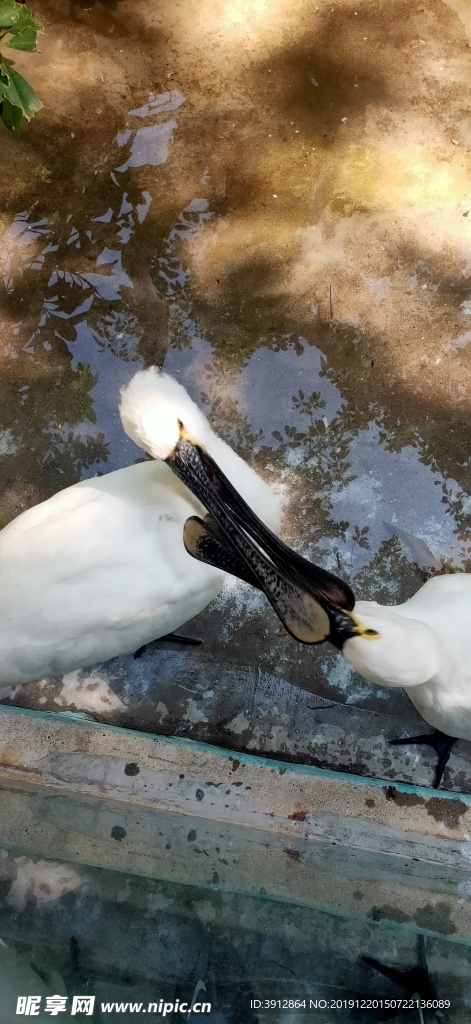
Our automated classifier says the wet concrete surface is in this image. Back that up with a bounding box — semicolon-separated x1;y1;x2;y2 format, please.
0;0;470;789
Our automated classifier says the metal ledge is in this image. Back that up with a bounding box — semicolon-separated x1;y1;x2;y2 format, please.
0;705;470;942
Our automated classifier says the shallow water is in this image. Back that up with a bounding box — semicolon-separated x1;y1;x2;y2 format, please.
1;812;470;1024
0;0;470;778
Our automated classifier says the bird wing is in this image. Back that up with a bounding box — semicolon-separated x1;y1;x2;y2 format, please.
0;463;222;681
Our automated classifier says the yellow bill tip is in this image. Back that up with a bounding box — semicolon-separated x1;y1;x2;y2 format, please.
178;419;206;451
349;613;380;640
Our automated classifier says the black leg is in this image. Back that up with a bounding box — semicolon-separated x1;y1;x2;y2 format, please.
390;731;457;789
362;956;433;1000
158;632;203;646
134;633;203;658
363;937;436;1020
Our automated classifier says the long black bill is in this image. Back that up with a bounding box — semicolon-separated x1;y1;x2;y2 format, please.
166;436;358;646
184;514;264;592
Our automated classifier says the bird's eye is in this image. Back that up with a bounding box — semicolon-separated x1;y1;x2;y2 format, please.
177;418;184;431
364;628;379;637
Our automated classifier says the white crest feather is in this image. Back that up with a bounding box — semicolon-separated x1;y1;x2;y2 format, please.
119;368;210;459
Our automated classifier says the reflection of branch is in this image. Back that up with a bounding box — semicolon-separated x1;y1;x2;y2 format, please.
350;525;370;569
200;391;263;460
42;429;110;475
278;395;355;486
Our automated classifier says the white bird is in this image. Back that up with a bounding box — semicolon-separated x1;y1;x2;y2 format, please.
158;443;471;788
340;573;471;786
0;368;281;686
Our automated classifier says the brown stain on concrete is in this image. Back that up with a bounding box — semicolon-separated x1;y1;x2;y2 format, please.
382;785;468;829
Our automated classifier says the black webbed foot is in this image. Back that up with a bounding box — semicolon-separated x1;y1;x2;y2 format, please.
390;730;456;789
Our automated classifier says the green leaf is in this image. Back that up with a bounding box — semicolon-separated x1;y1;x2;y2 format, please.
0;4;43;131
6;24;39;51
0;1;22;27
1;93;21;130
0;58;42;130
0;1;43;52
6;64;42;117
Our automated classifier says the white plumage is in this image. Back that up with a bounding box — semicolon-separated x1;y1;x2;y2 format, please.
0;369;281;686
343;573;471;741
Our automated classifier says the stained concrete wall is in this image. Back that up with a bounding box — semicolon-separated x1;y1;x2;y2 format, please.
0;707;470;1021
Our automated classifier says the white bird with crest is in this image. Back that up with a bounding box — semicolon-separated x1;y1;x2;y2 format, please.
0;368;282;686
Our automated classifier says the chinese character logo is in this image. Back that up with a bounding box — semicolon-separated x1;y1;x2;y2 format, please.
71;996;95;1016
45;996;68;1016
17;996;42;1016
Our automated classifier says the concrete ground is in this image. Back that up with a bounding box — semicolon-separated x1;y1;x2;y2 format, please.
0;0;470;789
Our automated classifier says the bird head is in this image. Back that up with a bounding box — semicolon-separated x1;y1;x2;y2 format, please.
119;368;210;461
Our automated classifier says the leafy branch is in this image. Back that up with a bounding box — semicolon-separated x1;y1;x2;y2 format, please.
0;0;43;132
